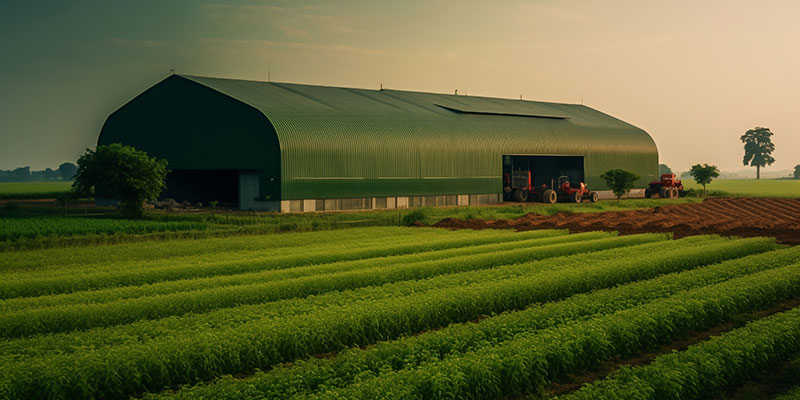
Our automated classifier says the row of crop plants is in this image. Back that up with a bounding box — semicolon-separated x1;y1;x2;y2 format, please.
0;232;666;342
3;233;667;337
0;226;511;273
0;229;565;309
149;245;800;400
559;305;800;399
0;217;214;242
0;230;780;399
0;234;715;361
1;228;571;297
286;262;800;400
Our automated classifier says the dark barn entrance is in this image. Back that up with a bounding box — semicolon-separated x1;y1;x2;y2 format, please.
502;155;585;202
162;170;239;207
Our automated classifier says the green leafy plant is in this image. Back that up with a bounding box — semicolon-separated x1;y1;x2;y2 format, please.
600;169;640;202
73;143;168;219
401;208;428;226
689;163;720;196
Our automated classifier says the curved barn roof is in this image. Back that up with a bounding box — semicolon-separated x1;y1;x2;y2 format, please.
178;75;657;199
99;75;658;200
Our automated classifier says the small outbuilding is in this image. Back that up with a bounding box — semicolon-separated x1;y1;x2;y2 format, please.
98;75;658;212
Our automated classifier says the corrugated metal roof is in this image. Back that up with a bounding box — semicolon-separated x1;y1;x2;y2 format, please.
106;75;658;200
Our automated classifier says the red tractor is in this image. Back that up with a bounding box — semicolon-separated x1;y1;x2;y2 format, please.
645;174;684;199
503;171;598;203
556;175;599;203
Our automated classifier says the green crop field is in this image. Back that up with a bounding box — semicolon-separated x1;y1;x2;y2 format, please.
0;217;212;242
0;181;74;199
683;178;800;198
0;197;699;251
2;226;800;399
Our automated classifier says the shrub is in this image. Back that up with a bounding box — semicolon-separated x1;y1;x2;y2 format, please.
401;209;428;226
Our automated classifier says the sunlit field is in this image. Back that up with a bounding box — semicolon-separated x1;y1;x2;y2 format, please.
683;179;800;198
0;182;73;199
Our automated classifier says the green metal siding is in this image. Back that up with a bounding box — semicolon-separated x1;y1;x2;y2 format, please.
184;75;657;200
99;75;658;202
97;76;281;200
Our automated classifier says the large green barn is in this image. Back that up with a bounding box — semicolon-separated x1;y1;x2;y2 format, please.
98;75;658;212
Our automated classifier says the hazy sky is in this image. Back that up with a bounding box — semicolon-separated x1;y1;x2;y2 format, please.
1;0;798;175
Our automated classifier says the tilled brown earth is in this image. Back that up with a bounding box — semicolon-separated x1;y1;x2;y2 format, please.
434;197;800;245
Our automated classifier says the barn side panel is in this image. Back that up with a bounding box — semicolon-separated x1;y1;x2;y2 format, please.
97;75;281;209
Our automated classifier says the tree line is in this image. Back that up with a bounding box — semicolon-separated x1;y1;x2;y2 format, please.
0;163;78;182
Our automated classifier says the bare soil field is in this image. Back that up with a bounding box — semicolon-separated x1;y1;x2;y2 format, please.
435;198;800;245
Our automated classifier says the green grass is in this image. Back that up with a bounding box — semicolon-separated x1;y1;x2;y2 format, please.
0;217;211;242
0;181;74;199
0;198;699;250
683;179;800;198
421;198;699;222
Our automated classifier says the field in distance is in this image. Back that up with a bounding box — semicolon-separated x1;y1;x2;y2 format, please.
682;178;800;198
2;227;800;399
0;181;73;199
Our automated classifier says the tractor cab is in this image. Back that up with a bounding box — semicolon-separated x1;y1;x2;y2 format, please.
645;173;684;199
659;174;681;186
503;169;532;202
558;176;586;193
557;175;596;203
558;176;570;189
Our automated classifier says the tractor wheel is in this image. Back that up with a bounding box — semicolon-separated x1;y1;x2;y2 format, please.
512;189;529;202
645;188;652;199
503;191;512;202
669;187;679;199
589;191;599;202
572;191;582;203
658;187;668;199
542;189;557;204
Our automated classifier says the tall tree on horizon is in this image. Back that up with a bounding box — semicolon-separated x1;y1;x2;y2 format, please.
740;127;775;179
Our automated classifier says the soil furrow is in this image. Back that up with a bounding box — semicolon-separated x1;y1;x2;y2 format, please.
435;198;800;245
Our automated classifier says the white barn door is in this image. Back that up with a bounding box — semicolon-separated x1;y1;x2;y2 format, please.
238;171;260;210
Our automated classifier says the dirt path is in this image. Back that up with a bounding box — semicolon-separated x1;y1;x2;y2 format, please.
434;198;800;245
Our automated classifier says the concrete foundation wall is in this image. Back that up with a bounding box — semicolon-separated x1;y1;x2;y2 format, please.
595;189;646;200
280;193;501;213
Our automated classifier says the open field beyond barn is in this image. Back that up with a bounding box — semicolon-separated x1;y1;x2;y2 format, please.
2;226;800;399
0;181;73;199
682;179;800;198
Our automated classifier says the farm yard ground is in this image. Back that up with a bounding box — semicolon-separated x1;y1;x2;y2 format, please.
436;197;800;245
3;226;800;399
0;195;697;250
1;178;797;251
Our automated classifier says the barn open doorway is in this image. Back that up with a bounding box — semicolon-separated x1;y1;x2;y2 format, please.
502;155;584;202
162;170;239;207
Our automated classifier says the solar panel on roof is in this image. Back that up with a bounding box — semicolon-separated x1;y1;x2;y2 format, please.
433;103;569;119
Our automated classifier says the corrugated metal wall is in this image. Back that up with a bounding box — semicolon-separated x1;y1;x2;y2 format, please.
186;76;657;200
101;75;658;203
98;76;282;203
